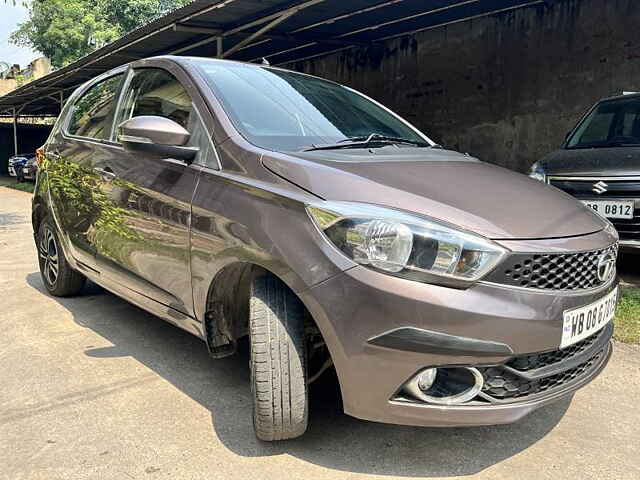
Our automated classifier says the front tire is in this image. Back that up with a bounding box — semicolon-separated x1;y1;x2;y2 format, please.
37;218;86;297
249;275;308;441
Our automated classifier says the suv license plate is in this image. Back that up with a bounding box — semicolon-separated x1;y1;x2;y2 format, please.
582;200;634;219
561;287;617;349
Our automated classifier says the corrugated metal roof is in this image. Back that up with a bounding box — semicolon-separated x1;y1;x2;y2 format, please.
0;0;547;117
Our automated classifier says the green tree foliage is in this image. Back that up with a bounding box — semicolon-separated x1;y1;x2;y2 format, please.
10;0;190;68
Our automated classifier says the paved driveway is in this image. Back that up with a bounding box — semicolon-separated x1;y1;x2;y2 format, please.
1;185;639;480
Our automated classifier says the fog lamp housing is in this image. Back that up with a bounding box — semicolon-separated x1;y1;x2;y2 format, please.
403;367;484;405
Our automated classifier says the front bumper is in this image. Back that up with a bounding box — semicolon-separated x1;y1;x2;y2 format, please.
301;230;617;427
620;239;640;250
23;168;37;181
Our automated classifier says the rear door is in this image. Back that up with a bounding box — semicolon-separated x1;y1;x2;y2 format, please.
94;65;212;322
46;71;125;268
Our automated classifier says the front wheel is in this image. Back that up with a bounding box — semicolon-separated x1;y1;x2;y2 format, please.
249;275;308;441
37;218;86;297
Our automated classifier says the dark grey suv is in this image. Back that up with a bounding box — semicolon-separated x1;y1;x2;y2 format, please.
530;93;640;250
34;56;618;441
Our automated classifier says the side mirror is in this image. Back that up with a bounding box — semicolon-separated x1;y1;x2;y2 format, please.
118;115;198;163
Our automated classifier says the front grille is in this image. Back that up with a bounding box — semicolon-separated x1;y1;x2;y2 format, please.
549;178;640;198
480;350;602;400
484;243;618;291
549;177;640;242
507;328;603;371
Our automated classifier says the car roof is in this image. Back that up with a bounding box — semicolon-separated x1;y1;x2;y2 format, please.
596;92;640;104
161;55;342;86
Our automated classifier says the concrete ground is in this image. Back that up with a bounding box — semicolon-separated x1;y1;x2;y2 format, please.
1;184;639;480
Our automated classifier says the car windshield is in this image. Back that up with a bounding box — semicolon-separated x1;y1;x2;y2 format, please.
567;96;640;149
191;60;429;152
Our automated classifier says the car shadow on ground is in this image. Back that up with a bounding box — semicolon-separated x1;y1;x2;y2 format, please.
26;272;571;478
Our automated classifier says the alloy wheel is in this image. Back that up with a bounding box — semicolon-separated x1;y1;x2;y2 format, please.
39;227;59;287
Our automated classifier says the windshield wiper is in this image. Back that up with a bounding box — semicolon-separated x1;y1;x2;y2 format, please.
301;133;430;152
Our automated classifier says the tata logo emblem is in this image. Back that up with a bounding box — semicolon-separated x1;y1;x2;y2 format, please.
597;252;616;282
592;181;608;194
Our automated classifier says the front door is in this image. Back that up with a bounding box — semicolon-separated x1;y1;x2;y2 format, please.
93;67;208;322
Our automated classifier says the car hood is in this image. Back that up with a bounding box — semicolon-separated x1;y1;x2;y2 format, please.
540;147;640;177
263;147;606;240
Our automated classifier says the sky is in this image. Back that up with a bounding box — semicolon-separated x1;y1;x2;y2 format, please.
1;2;41;69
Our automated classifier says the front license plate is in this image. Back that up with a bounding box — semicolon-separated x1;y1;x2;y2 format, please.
561;288;617;349
23;168;29;174
582;200;634;219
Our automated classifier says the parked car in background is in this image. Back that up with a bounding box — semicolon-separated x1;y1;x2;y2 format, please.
22;156;38;182
8;153;35;182
530;93;640;251
34;56;618;441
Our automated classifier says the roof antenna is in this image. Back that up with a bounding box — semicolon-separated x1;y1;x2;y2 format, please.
261;57;270;66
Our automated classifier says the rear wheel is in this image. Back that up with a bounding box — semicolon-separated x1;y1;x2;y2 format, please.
37;218;86;297
249;274;308;441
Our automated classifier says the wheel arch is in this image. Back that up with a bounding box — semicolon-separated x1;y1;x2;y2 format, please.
203;261;310;357
31;197;47;239
202;261;336;366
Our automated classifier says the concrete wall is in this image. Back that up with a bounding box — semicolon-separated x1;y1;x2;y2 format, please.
288;0;640;172
0;57;52;96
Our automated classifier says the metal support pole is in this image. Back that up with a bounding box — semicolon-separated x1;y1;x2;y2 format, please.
216;37;223;58
59;91;64;111
222;9;298;58
12;108;18;156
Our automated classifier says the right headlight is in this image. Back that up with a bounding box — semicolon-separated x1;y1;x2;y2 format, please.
528;162;546;182
307;201;507;287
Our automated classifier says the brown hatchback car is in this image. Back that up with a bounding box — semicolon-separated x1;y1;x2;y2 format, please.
33;56;619;441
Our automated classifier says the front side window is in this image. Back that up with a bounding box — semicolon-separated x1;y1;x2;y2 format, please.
567;96;640;148
67;74;123;139
116;68;193;131
115;68;217;168
190;60;426;152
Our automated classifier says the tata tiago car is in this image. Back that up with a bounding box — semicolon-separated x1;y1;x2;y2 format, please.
33;56;618;441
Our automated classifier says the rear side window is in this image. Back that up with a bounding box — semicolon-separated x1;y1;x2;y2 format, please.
67;74;123;139
116;69;193;131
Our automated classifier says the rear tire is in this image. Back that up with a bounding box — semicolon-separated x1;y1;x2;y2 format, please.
249;275;308;441
37;217;86;297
